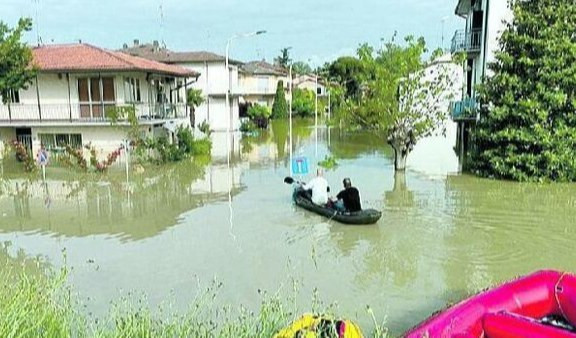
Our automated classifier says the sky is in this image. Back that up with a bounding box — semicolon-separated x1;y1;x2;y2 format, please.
2;0;463;66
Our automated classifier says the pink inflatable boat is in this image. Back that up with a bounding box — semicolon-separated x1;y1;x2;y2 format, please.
405;270;576;337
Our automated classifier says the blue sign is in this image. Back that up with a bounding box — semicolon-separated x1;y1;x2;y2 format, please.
37;149;49;166
292;157;309;175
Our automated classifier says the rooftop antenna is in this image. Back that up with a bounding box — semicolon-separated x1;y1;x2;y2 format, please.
159;0;165;47
32;0;41;45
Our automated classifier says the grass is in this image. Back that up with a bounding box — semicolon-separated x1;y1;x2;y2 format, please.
0;252;389;338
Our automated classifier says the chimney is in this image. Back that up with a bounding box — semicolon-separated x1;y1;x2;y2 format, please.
133;39;140;47
122;43;128;49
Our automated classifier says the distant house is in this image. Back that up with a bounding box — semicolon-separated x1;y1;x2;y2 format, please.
238;61;288;115
122;40;243;131
293;74;327;97
0;43;195;158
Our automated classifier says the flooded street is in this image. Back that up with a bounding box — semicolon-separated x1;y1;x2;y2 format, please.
1;120;576;335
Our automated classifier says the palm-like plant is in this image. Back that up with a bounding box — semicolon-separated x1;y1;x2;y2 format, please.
186;89;205;128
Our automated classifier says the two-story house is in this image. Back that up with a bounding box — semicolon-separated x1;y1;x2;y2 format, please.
122;41;242;131
238;61;288;115
0;43;195;158
450;0;513;168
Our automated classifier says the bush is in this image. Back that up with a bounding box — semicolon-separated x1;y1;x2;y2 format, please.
248;104;271;129
240;120;257;133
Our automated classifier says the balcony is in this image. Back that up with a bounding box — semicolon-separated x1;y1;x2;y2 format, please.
451;98;479;121
0;103;188;124
451;28;482;54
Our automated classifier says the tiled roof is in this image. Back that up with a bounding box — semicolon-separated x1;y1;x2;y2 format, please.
32;44;197;77
121;43;243;65
240;61;287;76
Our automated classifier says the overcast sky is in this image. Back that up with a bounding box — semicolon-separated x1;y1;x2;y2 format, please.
3;0;462;66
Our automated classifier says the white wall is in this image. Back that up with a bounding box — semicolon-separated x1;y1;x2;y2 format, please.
483;0;513;76
30;126;134;159
177;61;240;131
406;56;463;176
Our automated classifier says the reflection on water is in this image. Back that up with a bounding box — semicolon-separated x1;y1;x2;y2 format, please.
1;119;576;335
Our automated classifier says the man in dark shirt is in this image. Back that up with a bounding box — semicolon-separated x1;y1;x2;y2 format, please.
335;178;362;212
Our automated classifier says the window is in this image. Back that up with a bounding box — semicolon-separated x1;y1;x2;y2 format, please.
78;77;116;118
39;133;83;151
257;76;269;93
124;77;141;103
1;89;20;103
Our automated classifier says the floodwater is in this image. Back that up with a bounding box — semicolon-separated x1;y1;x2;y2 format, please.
1;119;576;335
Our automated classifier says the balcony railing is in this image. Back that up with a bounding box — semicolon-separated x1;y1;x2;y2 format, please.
0;103;188;123
451;98;479;121
451;28;482;54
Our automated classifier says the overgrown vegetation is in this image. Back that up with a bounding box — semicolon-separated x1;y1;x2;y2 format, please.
187;88;205;128
143;126;212;164
330;35;461;171
247;104;272;130
60;144;122;173
470;0;576;182
0;253;390;338
9;140;37;173
317;155;339;170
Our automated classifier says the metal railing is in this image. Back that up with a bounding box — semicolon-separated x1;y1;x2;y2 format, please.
451;28;482;54
0;103;188;122
451;97;479;121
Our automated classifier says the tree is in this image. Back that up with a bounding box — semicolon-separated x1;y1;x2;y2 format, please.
291;61;312;75
274;48;292;69
186;88;205;128
292;88;315;117
0;18;36;120
470;0;576;182
327;56;366;100
336;37;460;171
271;80;288;119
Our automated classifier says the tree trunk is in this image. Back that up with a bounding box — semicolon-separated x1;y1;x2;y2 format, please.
393;146;408;171
7;102;12;121
189;107;196;129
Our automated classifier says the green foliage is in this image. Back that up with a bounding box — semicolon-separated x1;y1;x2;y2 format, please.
186;88;205;108
292;88;316;117
106;106;140;140
198;120;211;136
274;47;292;69
327;56;366;99
0;18;36;106
291;61;313;75
271;80;288;119
145;127;212;164
332;35;459;170
470;0;576;182
240;119;257;133
317;155;339;170
248;104;271;129
0;253;388;338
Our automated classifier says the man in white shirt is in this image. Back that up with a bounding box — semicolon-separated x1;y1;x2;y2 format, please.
301;169;329;206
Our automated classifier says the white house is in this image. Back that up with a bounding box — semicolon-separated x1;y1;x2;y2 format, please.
122;41;242;132
450;0;513;168
238;61;289;115
450;0;513;119
293;74;327;97
0;43;195;158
